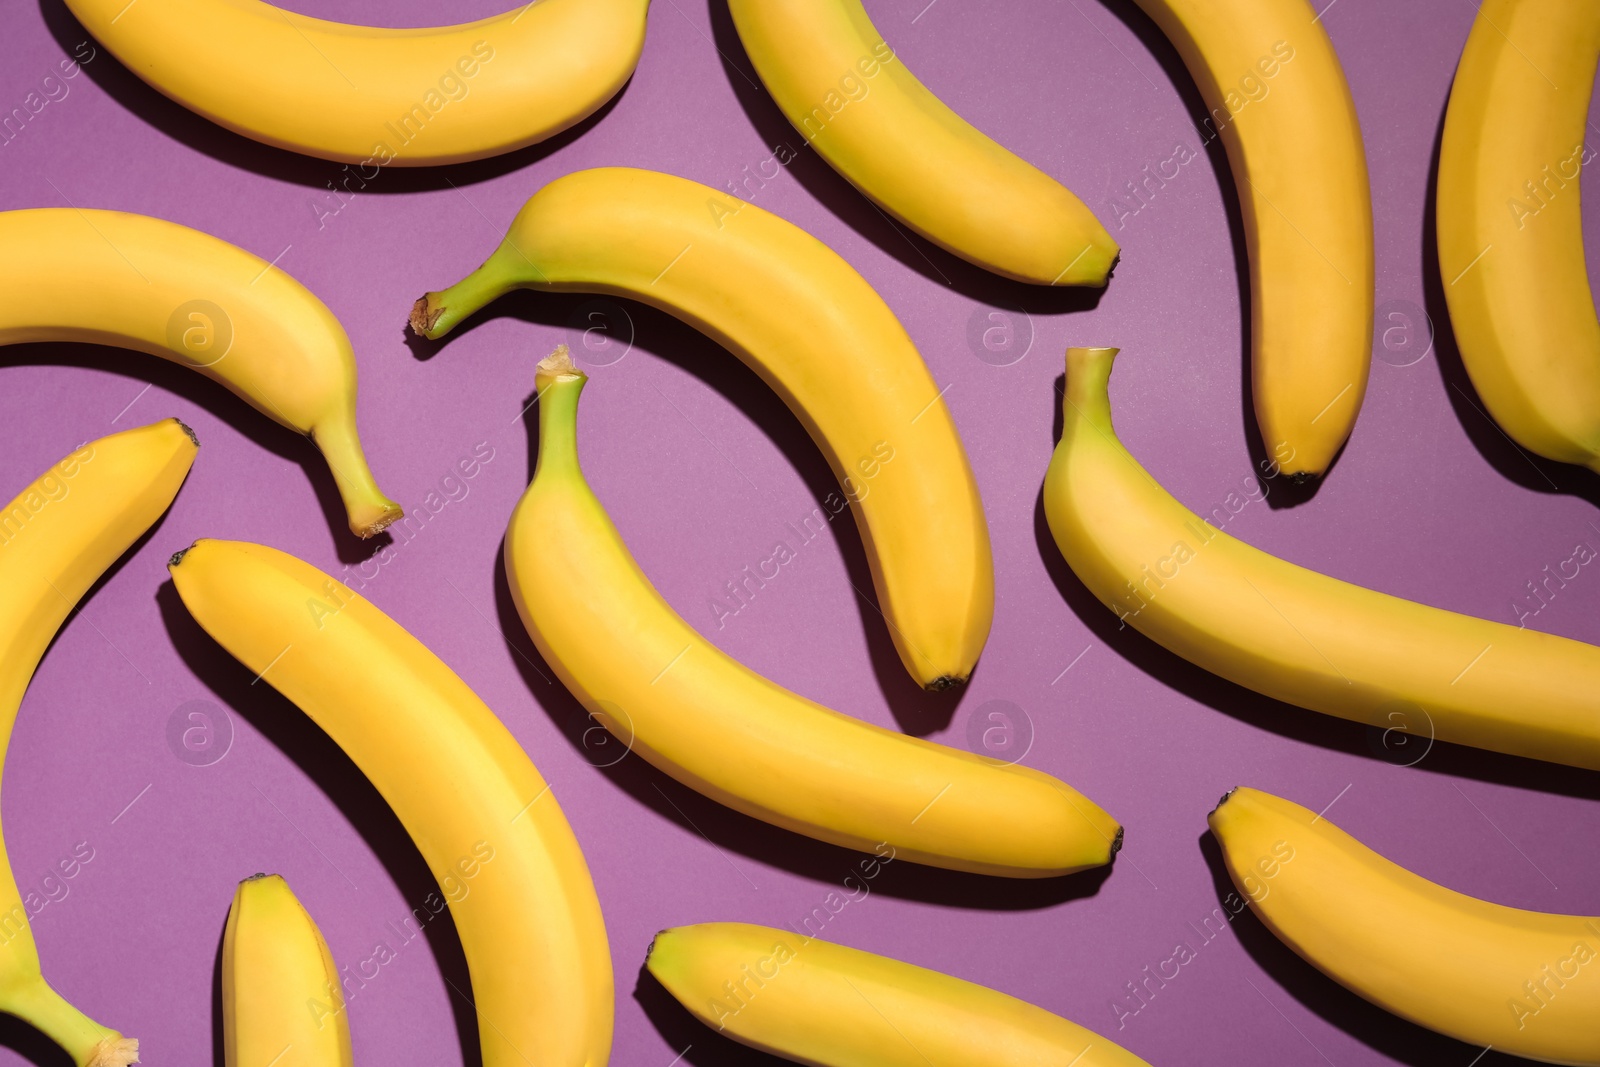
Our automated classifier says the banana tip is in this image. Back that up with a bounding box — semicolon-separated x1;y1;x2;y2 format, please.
355;503;404;539
536;346;585;389
1210;787;1239;817
173;418;199;447
167;544;196;569
85;1036;139;1067
1110;824;1124;856
409;294;444;338
925;674;966;692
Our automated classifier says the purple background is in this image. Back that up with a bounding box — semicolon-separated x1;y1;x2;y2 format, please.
2;1;1598;1064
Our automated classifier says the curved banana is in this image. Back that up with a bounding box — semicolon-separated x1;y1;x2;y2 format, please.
0;417;198;1067
1043;346;1600;769
169;539;612;1067
506;349;1119;877
63;0;649;165
1212;787;1600;1065
1133;0;1373;477
222;874;353;1067
0;208;399;537
414;167;994;688
1438;0;1600;474
649;921;1152;1066
727;0;1115;285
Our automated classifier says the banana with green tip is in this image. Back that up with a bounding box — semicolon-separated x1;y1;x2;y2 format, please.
1438;0;1600;474
505;348;1120;878
414;166;994;689
0;417;199;1067
649;921;1153;1066
1043;346;1600;769
170;538;613;1067
64;0;650;165
0;208;399;537
222;873;353;1067
727;0;1117;286
1212;787;1600;1065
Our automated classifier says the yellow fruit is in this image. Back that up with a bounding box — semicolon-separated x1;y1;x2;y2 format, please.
414;167;993;688
1132;0;1373;476
1438;0;1600;473
0;418;198;1067
0;208;399;537
222;874;353;1067
169;539;612;1067
1212;787;1600;1065
505;348;1119;877
62;0;649;165
727;0;1115;285
1043;346;1600;769
649;922;1152;1066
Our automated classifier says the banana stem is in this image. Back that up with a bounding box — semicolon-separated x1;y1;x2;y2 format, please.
533;347;587;479
310;407;403;538
0;977;133;1067
1062;346;1120;436
410;245;526;339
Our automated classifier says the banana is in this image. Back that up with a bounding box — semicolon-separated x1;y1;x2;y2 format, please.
1132;0;1373;477
1437;0;1600;473
505;348;1119;877
222;874;353;1067
1042;346;1600;769
1211;787;1600;1065
726;0;1115;286
0;417;198;1067
414;167;994;688
0;208;400;538
169;538;612;1067
648;922;1153;1066
63;0;648;165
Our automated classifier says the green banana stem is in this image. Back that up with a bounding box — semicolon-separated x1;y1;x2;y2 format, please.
311;406;403;539
0;978;134;1066
533;347;587;479
1062;346;1120;437
410;243;526;340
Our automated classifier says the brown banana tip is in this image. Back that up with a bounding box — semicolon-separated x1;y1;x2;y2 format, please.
1110;825;1124;856
1288;471;1319;487
409;295;443;337
85;1036;139;1067
357;503;404;539
167;544;196;569
925;674;965;692
242;872;270;882
174;418;199;446
1210;787;1239;817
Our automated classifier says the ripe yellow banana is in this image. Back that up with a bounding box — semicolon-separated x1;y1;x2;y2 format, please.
0;208;399;538
649;922;1152;1066
1133;0;1373;477
1212;787;1600;1065
505;349;1119;877
1438;0;1600;474
63;0;649;165
414;167;994;688
222;874;353;1067
1042;346;1600;769
0;417;198;1067
726;0;1115;286
169;539;612;1067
